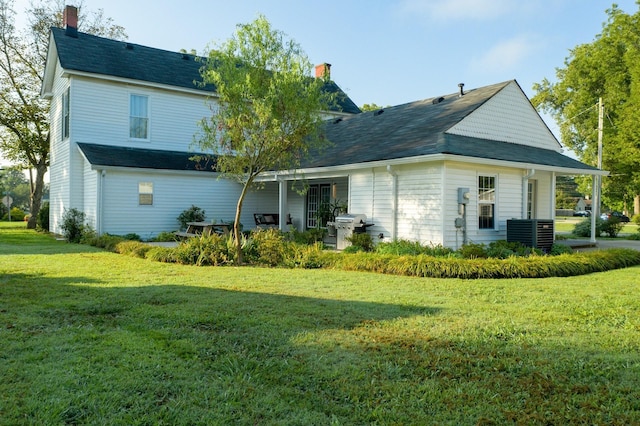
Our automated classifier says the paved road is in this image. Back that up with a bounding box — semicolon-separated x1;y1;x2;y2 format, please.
562;238;640;252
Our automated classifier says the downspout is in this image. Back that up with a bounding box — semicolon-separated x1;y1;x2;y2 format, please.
98;169;106;235
522;169;535;218
387;165;398;240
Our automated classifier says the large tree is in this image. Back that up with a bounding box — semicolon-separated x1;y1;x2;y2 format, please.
196;15;332;264
532;4;640;215
0;0;125;228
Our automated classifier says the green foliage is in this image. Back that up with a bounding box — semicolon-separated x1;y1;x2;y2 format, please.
572;217;605;238
549;243;573;255
177;205;205;230
346;232;374;252
4;206;25;221
36;201;49;231
60;208;86;243
532;5;640;208
152;231;179;242
195;15;331;264
114;240;152;258
458;242;488;259
602;216;624;237
245;228;286;266
173;234;233;266
376;239;454;257
286;227;325;245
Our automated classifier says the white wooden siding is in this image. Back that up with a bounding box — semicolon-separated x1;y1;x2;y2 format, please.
72;77;212;152
99;171;274;237
447;82;561;151
82;161;98;229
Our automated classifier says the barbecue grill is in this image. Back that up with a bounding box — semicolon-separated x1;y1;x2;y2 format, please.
331;213;373;250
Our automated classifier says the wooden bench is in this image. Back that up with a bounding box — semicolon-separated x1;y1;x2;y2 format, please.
254;214;279;228
174;221;231;239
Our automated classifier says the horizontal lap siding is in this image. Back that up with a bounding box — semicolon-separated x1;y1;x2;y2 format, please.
72;78;211;152
443;162;522;247
100;171;273;237
82;161;97;229
396;164;443;245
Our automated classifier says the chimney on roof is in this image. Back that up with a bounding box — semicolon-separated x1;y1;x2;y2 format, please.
63;5;78;38
458;83;465;97
315;63;331;80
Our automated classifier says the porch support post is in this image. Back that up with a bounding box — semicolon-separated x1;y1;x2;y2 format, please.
278;179;287;231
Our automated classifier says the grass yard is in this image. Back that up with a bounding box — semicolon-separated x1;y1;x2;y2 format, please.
1;222;639;424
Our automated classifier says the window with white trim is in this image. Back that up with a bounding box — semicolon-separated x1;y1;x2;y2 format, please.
62;87;70;139
138;182;153;205
130;94;149;139
478;175;496;229
527;180;537;219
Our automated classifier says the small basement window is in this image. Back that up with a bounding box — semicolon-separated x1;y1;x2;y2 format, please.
138;182;153;205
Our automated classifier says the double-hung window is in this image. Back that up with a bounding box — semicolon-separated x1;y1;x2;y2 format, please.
61;87;70;139
478;175;496;229
130;94;149;139
138;182;153;205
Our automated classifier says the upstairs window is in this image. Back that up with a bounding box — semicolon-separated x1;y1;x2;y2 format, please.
478;175;496;229
62;87;70;139
130;94;149;139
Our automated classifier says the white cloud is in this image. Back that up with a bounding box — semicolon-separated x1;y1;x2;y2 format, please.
469;34;541;73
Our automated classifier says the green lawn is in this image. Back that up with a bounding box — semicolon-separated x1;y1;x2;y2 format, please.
1;222;639;424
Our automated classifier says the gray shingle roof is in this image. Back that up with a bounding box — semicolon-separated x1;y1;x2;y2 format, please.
51;27;361;114
77;143;216;172
303;81;597;172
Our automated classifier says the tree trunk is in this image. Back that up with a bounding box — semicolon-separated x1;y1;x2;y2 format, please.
26;162;47;229
234;181;253;266
634;194;640;217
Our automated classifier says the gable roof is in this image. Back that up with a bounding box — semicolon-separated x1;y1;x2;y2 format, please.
45;27;361;114
302;81;599;173
77;143;217;172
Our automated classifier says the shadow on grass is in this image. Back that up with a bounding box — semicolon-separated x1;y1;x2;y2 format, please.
1;274;639;425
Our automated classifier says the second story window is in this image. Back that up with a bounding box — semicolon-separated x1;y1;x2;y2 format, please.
62;87;70;139
130;94;148;139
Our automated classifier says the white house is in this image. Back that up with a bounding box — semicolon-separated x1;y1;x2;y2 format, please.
42;6;606;249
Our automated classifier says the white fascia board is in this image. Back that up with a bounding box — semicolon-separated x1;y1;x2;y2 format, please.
61;69;217;98
260;153;608;181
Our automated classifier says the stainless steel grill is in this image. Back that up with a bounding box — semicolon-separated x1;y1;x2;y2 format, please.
332;213;368;250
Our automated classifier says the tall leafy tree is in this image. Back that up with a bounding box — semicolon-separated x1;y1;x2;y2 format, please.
532;4;640;215
196;15;331;264
0;0;125;228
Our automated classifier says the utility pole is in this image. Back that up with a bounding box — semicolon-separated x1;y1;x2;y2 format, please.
590;98;603;244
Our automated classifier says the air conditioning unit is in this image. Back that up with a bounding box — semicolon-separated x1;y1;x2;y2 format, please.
506;219;554;252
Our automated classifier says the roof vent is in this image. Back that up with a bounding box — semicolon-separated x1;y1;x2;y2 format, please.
458;83;465;96
182;53;190;60
333;118;343;124
432;96;445;105
374;109;384;116
125;43;134;50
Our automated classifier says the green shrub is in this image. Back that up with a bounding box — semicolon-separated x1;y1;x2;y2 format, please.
601;217;624;237
153;231;179;242
458;242;487;259
37;201;49;232
173;234;232;266
246;228;286;266
60;208;86;243
146;246;177;263
284;242;327;268
4;207;26;221
82;233;124;251
632;214;640;226
346;232;374;252
115;241;152;258
376;239;454;256
572;217;605;238
549;243;573;255
177;205;206;230
286;227;325;245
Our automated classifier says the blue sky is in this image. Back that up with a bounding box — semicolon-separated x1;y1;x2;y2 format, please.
5;0;640;167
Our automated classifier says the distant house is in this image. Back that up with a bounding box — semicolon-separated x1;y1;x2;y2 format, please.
42;6;606;248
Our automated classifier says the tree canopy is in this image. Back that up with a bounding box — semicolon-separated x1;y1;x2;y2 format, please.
0;0;125;227
196;15;332;264
532;4;640;214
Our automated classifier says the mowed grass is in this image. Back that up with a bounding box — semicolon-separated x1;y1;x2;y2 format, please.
1;223;639;425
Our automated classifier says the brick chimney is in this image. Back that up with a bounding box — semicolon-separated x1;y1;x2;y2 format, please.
315;63;331;80
63;5;78;38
